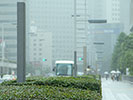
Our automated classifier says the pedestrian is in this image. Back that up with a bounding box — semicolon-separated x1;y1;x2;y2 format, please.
105;74;109;80
116;73;120;81
104;71;109;80
111;74;115;81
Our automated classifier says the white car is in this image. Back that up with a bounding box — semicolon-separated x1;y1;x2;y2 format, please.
77;72;84;76
2;75;14;81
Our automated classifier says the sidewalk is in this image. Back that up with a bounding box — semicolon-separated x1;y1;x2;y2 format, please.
102;78;133;100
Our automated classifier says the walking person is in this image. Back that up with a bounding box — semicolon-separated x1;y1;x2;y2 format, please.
111;74;115;81
116;70;121;81
104;71;109;80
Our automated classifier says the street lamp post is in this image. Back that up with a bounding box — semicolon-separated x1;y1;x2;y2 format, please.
73;0;77;77
83;0;87;75
2;24;5;63
1;24;5;78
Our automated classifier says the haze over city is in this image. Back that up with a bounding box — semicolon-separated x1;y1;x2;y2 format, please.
0;0;133;99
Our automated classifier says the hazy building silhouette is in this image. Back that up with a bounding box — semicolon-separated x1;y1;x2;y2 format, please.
29;27;52;74
27;0;74;68
87;23;123;74
0;0;17;61
120;0;130;33
130;0;133;32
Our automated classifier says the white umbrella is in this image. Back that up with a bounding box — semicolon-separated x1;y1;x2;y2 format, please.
104;71;109;74
110;70;116;74
116;70;121;74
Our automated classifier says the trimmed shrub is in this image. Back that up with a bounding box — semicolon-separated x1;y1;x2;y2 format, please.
1;76;101;94
0;85;101;100
1;76;102;99
44;77;101;94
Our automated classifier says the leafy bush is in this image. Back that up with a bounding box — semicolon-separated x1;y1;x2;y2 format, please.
1;76;102;99
44;77;101;94
2;76;101;94
78;75;101;80
0;85;101;100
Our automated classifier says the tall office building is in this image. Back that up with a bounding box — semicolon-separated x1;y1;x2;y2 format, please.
29;28;52;75
106;0;130;33
28;0;125;72
131;0;133;24
87;0;106;19
27;0;74;68
74;0;107;71
119;0;130;33
130;0;133;32
0;0;17;61
87;23;123;74
27;0;108;71
106;0;121;23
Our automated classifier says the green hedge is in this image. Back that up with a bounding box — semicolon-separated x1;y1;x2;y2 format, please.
44;77;101;94
1;76;102;99
2;77;101;94
0;85;101;100
78;75;100;79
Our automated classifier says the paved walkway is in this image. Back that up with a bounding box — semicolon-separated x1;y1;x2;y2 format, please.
102;78;133;100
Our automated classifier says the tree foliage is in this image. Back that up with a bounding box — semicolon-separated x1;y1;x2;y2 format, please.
111;32;127;73
122;33;133;75
111;32;133;75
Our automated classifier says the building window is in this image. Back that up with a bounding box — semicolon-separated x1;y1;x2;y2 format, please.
33;43;36;46
34;58;36;60
40;39;44;41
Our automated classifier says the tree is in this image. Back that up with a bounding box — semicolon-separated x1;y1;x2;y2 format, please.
121;33;133;75
111;32;127;73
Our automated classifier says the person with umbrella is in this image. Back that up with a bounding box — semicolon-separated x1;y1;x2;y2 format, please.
110;70;116;81
104;71;109;80
116;70;121;81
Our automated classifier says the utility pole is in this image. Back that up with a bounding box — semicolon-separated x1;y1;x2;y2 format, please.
1;24;5;78
83;46;87;75
73;0;77;77
83;0;88;75
17;2;26;83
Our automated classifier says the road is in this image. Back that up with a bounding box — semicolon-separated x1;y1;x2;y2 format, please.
102;78;133;100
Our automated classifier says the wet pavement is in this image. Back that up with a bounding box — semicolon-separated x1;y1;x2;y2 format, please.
102;78;133;100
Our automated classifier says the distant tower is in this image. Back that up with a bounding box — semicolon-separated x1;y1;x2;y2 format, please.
130;0;133;32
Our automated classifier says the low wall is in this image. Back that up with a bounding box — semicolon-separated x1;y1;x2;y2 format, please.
122;75;133;82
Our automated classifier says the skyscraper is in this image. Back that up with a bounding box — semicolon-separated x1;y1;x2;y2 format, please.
120;0;130;33
106;0;120;23
87;0;106;19
106;0;130;33
27;0;74;68
130;0;133;32
0;0;17;61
